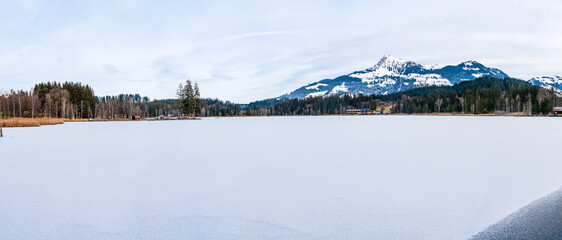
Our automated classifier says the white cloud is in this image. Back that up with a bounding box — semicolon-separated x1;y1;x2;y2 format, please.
0;0;562;103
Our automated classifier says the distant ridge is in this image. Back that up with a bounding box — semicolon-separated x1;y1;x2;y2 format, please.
470;186;562;240
527;75;562;95
277;55;509;100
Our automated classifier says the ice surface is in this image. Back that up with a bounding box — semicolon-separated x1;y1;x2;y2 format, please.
1;116;562;240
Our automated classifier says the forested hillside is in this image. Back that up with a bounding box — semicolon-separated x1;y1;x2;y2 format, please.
245;77;559;115
384;77;557;114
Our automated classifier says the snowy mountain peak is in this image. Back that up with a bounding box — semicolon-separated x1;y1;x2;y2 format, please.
529;75;562;84
461;60;478;65
527;75;562;95
277;56;510;100
458;60;485;71
379;54;406;65
368;54;409;72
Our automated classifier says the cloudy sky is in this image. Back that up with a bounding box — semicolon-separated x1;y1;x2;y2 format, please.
1;0;561;103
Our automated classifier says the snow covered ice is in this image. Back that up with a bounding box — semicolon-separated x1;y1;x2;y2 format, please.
471;186;562;239
1;116;562;240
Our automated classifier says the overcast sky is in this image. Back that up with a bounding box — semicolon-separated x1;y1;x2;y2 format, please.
1;0;561;103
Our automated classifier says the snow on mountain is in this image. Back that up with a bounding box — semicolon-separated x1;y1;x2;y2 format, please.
305;91;327;98
527;75;562;95
278;55;509;99
329;82;348;94
305;83;328;90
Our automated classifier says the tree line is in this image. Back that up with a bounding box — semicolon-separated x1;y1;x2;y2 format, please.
184;77;560;116
176;79;202;117
1;77;559;119
1;82;96;119
388;77;558;115
1;80;202;119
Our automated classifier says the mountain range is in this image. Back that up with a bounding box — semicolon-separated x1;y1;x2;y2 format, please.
527;75;562;95
275;55;560;100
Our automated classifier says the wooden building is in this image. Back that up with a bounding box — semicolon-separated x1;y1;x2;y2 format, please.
346;109;361;115
554;107;562;115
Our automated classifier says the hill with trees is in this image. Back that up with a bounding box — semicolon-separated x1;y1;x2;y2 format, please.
236;77;558;116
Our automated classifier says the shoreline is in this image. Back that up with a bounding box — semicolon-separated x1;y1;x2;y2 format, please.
0;113;558;129
0;117;202;129
204;112;558;118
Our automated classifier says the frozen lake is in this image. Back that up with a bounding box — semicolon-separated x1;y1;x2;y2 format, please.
1;116;562;240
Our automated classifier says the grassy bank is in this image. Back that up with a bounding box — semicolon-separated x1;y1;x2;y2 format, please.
0;118;66;128
0;117;200;129
0;118;94;128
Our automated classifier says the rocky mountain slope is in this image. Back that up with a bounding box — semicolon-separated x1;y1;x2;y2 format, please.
278;55;509;99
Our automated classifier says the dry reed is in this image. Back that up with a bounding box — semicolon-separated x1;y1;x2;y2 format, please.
63;118;90;122
0;118;66;128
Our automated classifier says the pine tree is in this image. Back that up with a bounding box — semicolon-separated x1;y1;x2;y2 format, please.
540;98;552;115
194;83;201;115
176;83;185;117
184;79;195;116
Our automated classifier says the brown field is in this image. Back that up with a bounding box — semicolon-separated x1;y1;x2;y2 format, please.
91;118;133;122
0;117;201;129
63;118;90;122
0;118;94;128
0;118;66;128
